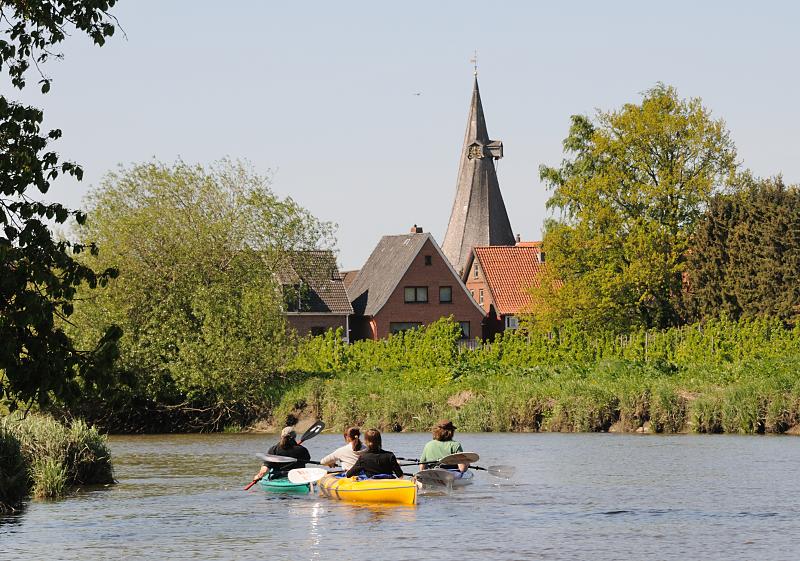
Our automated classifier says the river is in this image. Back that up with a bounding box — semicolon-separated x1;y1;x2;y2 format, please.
2;433;799;560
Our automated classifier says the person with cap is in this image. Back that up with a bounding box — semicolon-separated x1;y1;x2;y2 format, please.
418;419;469;474
251;426;311;482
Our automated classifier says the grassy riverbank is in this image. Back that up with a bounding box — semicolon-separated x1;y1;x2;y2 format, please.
270;356;800;434
267;318;800;435
0;414;114;513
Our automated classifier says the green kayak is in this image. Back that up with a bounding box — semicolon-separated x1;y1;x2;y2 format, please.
258;476;310;494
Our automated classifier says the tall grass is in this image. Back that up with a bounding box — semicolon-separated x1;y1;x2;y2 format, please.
0;414;114;504
274;344;800;434
0;424;28;512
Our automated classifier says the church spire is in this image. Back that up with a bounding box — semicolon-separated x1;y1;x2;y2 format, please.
442;76;515;277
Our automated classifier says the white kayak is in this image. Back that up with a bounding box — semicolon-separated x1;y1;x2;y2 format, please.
448;469;474;487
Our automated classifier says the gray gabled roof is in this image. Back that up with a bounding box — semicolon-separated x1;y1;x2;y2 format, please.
347;233;430;316
276;250;353;315
442;77;515;277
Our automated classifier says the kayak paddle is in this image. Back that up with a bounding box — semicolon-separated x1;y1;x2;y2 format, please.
289;467;330;484
255;453;301;464
297;420;325;444
243;420;326;490
397;452;513;479
470;464;515;479
397;452;480;465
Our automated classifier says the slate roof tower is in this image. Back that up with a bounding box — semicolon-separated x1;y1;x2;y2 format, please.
442;76;515;276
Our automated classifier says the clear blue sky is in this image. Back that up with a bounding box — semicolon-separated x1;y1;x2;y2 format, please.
20;0;800;270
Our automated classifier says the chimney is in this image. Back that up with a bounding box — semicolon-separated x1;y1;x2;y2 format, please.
410;224;423;234
515;233;521;244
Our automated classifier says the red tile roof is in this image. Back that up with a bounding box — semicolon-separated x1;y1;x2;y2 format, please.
474;244;546;315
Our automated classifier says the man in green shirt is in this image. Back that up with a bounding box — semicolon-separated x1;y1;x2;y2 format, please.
418;420;469;473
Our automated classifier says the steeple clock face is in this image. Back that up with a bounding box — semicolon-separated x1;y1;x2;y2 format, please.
468;143;484;160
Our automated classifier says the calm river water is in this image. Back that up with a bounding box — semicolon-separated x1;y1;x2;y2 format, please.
2;433;799;560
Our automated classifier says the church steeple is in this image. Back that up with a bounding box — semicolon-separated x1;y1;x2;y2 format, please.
442;77;515;277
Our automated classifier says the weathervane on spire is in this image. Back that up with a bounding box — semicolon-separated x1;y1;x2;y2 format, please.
470;50;478;77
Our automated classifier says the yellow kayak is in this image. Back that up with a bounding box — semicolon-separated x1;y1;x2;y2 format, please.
318;474;417;505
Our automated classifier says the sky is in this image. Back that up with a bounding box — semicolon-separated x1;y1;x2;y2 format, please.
15;1;800;270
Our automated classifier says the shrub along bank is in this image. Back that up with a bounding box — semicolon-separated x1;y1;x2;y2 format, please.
0;414;114;513
272;318;800;435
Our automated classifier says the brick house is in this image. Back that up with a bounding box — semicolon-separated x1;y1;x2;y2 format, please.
347;226;486;341
278;250;353;341
464;241;546;337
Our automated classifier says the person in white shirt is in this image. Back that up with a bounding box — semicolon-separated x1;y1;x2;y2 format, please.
320;426;365;470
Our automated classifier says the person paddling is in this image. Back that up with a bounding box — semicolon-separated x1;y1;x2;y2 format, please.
252;426;310;482
320;426;365;471
418;420;470;474
344;428;404;479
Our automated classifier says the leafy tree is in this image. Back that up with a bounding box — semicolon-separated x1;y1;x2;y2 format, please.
687;174;800;324
533;85;737;332
0;1;121;409
68;160;335;431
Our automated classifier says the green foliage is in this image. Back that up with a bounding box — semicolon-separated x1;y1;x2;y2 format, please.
0;1;122;409
290;317;462;375
0;413;113;504
687;174;800;324
0;423;27;512
280;317;800;435
535;84;737;331
31;457;67;499
67;160;335;431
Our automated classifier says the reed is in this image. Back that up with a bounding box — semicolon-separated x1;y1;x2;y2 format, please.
0;414;114;504
0;424;28;513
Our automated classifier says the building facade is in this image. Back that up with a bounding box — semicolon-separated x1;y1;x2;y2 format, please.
464;241;546;338
278;250;353;342
348;227;486;341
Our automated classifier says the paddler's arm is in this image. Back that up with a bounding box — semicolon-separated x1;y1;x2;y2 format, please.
319;451;337;467
253;465;268;481
390;454;404;478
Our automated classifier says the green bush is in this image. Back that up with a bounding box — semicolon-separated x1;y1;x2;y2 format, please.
0;414;114;504
0;424;28;512
276;319;800;435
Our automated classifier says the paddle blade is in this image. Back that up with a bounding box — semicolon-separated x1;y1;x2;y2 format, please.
288;468;329;484
415;468;455;487
438;452;479;465
298;420;325;444
487;464;515;479
256;453;299;464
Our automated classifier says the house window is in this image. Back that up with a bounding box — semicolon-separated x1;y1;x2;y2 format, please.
424;255;432;266
470;290;474;299
439;286;452;303
473;265;478;279
404;286;428;303
459;321;470;339
505;316;519;330
390;322;422;334
310;326;327;337
479;289;484;305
